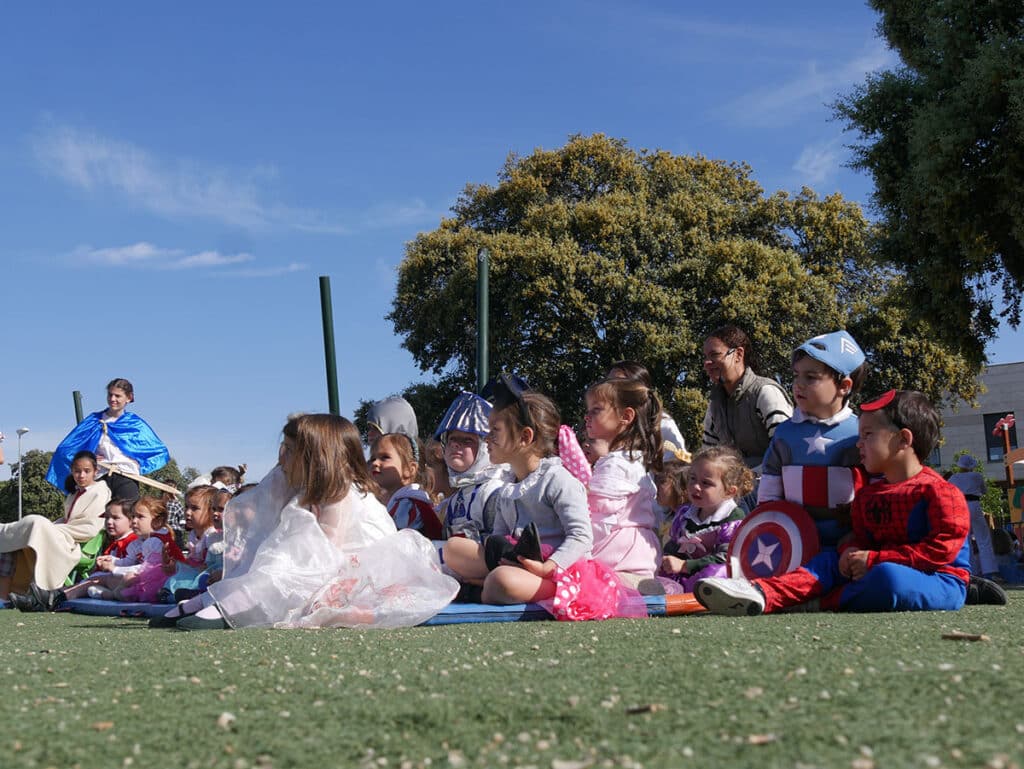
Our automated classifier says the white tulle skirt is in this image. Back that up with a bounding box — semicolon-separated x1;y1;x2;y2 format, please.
208;467;458;629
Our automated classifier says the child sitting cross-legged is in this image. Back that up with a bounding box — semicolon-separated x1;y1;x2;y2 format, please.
696;390;974;615
442;379;594;606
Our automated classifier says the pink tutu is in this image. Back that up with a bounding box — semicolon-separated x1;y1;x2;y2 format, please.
120;563;168;603
543;559;648;621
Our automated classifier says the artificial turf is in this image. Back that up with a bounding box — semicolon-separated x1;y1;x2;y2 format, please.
2;595;1022;769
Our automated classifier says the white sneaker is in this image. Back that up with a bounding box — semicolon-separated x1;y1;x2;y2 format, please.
694;577;765;616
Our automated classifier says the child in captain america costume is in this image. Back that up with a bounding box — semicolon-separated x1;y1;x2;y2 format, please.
696;390;971;615
757;330;869;550
46;378;169;499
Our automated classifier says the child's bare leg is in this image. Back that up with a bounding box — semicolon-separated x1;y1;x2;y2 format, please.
61;579;95;600
442;538;489;582
63;573;120;600
63;575;104;600
482;565;556;605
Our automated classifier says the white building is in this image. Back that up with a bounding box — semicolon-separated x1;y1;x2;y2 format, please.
940;361;1023;480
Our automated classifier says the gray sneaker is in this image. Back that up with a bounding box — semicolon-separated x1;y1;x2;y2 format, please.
695;577;766;616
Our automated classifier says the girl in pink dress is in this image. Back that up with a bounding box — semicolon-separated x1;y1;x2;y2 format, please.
583;377;664;592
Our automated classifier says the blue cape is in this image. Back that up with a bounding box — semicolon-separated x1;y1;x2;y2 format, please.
45;410;170;489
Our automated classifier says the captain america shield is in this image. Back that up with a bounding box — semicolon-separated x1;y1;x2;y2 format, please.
727;501;820;579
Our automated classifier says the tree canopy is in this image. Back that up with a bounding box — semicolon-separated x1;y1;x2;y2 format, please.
835;0;1024;361
389;134;981;448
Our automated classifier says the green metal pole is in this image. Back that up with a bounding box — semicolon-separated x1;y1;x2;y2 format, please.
73;391;84;424
476;248;490;392
319;275;341;415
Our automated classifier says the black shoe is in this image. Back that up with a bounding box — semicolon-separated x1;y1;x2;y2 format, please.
966;575;1008;606
9;591;44;612
176;612;229;631
512;522;543;562
149;601;195;628
484;535;517;570
454;583;484;603
174;588;201;602
28;583;67;612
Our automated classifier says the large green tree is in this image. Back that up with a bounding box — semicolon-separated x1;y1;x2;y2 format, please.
389;134;980;448
835;0;1024;362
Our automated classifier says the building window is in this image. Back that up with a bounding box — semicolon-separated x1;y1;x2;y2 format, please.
984;413;1019;462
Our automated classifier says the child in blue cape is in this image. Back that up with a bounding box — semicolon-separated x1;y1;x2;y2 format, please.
46;378;168;501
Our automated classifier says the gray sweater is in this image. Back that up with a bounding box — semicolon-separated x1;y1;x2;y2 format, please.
702;367;793;469
491;457;593;568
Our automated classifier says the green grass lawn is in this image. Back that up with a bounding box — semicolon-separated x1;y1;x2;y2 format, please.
2;596;1022;769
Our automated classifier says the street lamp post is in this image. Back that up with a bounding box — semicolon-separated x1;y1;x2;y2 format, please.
16;427;29;521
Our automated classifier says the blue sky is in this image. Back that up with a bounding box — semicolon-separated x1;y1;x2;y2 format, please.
2;2;1021;483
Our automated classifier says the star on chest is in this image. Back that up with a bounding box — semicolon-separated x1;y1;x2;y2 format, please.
803;430;834;455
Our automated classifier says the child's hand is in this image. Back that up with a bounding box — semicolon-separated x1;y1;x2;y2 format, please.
516;556;557;579
95;556;114;572
839;549;870;580
661;555;687;575
161;545;178;575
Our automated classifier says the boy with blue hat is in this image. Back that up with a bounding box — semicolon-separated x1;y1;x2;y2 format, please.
756;330;869;551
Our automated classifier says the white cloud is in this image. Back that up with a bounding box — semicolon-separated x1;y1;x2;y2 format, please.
645;15;827;51
72;242;255;271
78;241;167;266
32;125;349;233
793;136;845;185
716;40;899;128
227;262;309;278
360;198;440;230
32;124;444;236
169;250;254;270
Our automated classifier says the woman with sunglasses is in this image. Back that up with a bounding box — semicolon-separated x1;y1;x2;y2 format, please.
701;325;792;477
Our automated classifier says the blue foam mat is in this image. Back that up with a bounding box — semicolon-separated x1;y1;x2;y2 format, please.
65;598;170;618
50;595;669;624
422;595;667;625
